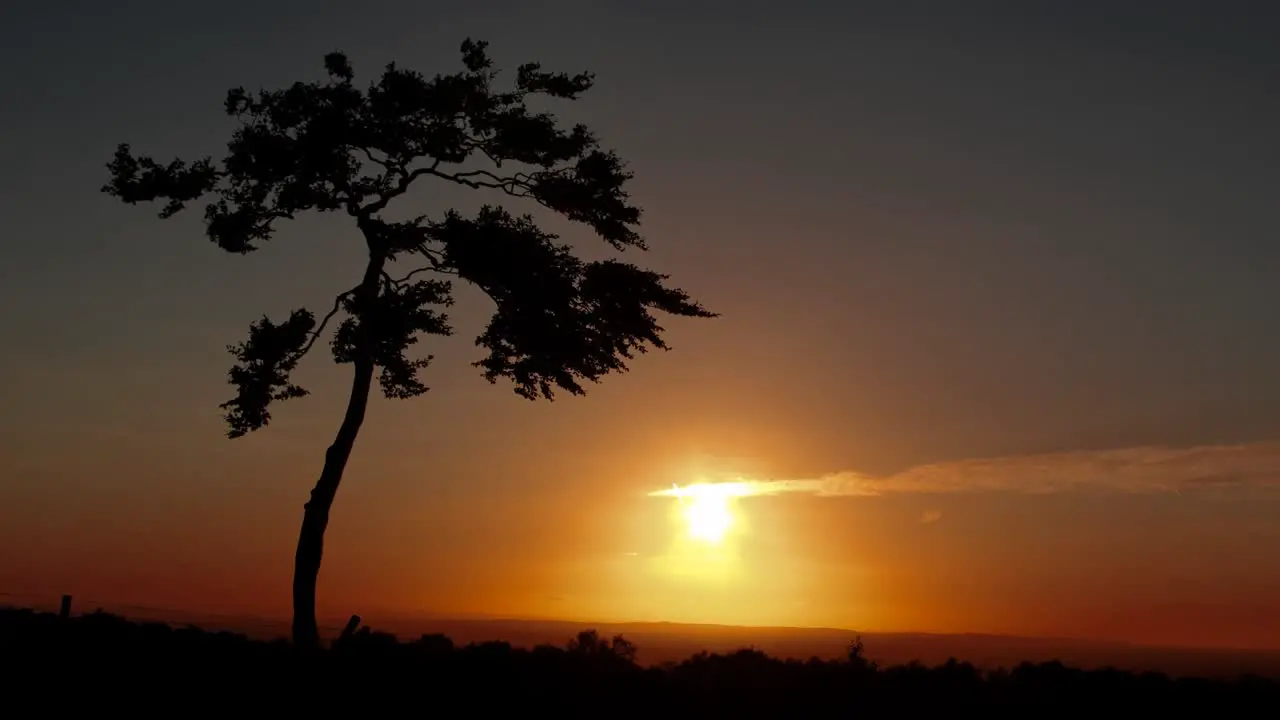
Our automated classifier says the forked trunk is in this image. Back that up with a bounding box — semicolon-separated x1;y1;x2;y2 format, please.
291;249;384;649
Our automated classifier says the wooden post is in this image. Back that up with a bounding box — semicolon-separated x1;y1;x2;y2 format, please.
339;613;362;640
59;594;72;619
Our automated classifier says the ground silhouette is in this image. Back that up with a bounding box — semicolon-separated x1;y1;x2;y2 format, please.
101;38;715;649
4;608;1274;716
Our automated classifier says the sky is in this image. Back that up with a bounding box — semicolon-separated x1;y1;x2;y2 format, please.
1;1;1279;650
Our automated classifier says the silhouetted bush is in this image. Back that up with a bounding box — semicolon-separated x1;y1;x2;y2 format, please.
2;607;1274;716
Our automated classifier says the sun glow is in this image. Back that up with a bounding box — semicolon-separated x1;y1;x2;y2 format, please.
643;481;755;589
670;482;738;544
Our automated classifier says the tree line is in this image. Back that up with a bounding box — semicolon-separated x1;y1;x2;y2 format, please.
4;608;1275;716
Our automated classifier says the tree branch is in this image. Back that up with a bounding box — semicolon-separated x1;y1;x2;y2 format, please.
355;159;441;216
383;265;451;292
296;285;360;359
354;145;396;173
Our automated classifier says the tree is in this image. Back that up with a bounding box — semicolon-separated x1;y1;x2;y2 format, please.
102;39;716;649
848;636;878;675
566;629;638;664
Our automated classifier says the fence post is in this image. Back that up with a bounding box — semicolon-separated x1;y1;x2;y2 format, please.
339;614;362;640
59;594;72;619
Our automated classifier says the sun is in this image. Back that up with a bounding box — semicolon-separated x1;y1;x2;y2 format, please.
683;494;732;543
675;485;735;544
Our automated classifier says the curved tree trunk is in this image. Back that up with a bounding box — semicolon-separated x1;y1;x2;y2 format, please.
292;249;385;649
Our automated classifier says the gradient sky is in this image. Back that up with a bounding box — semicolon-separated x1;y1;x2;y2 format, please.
2;1;1279;650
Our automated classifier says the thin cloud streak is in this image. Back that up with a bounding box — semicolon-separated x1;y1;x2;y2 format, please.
649;441;1280;498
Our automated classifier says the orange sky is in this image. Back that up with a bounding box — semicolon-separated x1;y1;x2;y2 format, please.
3;2;1280;652
4;375;1280;649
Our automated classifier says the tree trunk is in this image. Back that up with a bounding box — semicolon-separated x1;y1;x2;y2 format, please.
291;249;385;649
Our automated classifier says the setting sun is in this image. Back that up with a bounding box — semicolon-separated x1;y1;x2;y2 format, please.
683;493;732;543
670;482;739;544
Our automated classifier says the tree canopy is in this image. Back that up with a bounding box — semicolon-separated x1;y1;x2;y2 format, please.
104;39;715;438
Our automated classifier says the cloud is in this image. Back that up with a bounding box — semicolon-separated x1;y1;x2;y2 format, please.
648;441;1280;499
920;509;943;524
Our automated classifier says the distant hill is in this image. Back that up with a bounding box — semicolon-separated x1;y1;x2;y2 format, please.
355;615;1280;679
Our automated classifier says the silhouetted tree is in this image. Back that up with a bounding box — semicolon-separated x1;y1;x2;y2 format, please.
848;635;878;674
566;629;638;664
101;39;716;649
